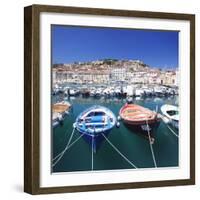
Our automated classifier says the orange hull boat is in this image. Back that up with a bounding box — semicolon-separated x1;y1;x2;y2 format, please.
119;104;159;127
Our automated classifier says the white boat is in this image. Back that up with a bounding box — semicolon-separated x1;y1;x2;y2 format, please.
68;88;79;96
103;88;110;96
142;87;153;96
90;89;96;97
95;88;102;97
135;88;144;97
161;104;179;129
114;87;121;96
126;85;134;96
154;86;165;96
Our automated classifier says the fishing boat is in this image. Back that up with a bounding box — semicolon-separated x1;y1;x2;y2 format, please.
73;105;117;153
52;101;71;128
161;104;179;129
52;112;63;128
119;103;160;133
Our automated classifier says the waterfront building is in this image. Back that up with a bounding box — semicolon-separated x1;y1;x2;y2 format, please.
110;68;126;81
52;59;178;87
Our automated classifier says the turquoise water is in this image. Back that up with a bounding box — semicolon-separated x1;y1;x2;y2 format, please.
52;95;178;172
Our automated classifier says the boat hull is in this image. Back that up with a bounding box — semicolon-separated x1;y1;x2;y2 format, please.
122;118;159;126
77;130;110;153
168;119;179;129
123;120;160;136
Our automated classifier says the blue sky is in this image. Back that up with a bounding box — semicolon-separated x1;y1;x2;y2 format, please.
52;25;178;69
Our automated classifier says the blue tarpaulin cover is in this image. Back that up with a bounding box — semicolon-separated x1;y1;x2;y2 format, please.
91;116;103;123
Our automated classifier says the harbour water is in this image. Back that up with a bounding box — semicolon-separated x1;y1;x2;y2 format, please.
52;95;178;173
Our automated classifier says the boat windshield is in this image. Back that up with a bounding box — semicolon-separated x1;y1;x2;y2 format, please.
166;110;179;116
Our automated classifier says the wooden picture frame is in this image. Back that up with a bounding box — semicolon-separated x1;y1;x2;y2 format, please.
24;4;195;194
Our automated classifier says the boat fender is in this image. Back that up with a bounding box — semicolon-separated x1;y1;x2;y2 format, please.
117;116;121;121
150;138;155;145
73;123;76;129
116;121;120;128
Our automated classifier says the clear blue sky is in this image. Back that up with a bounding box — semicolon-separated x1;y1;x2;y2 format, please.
52;25;178;69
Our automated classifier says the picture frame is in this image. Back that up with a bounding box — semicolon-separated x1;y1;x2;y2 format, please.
24;4;195;194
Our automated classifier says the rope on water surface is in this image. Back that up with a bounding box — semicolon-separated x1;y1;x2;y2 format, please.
166;124;179;138
146;120;157;168
91;136;94;170
52;127;82;167
101;132;137;169
52;127;75;162
159;114;179;138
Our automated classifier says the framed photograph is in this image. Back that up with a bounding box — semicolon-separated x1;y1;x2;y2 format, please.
24;4;195;194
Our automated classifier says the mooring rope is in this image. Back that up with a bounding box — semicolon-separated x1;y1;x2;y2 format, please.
166;124;179;138
159;114;179;138
101;132;137;169
52;133;85;167
146;120;157;168
91;136;94;170
52;127;75;162
52;127;78;167
52;132;85;162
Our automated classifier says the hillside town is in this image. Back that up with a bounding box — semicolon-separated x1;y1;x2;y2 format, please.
52;59;178;87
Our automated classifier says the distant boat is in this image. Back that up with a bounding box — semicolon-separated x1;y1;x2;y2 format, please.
161;104;179;129
142;86;153;96
126;96;133;104
73;105;117;153
94;88;102;97
81;88;90;97
68;88;79;96
153;86;165;97
134;88;144;97
119;103;160;133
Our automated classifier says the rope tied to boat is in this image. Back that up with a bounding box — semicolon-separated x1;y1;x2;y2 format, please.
145;120;157;168
166;124;179;138
101;132;137;169
52;127;84;167
158;113;179;138
91;135;94;170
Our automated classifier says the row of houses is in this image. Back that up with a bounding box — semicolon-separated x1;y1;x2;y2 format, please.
52;67;178;86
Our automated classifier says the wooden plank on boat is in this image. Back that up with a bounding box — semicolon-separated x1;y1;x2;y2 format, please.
52;103;70;113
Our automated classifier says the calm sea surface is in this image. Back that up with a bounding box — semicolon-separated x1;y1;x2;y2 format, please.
52;95;179;173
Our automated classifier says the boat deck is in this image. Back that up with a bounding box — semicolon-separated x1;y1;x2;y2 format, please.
52;103;70;113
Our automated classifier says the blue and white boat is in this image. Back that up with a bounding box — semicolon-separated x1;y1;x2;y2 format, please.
73;105;117;153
